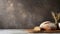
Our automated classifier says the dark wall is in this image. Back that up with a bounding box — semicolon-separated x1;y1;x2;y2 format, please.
0;0;60;29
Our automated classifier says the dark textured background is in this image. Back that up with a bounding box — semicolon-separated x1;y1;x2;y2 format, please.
0;0;60;29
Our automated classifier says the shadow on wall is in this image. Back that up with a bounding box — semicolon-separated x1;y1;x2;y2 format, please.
0;0;60;29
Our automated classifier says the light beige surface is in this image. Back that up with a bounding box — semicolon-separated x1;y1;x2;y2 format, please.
0;29;60;34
